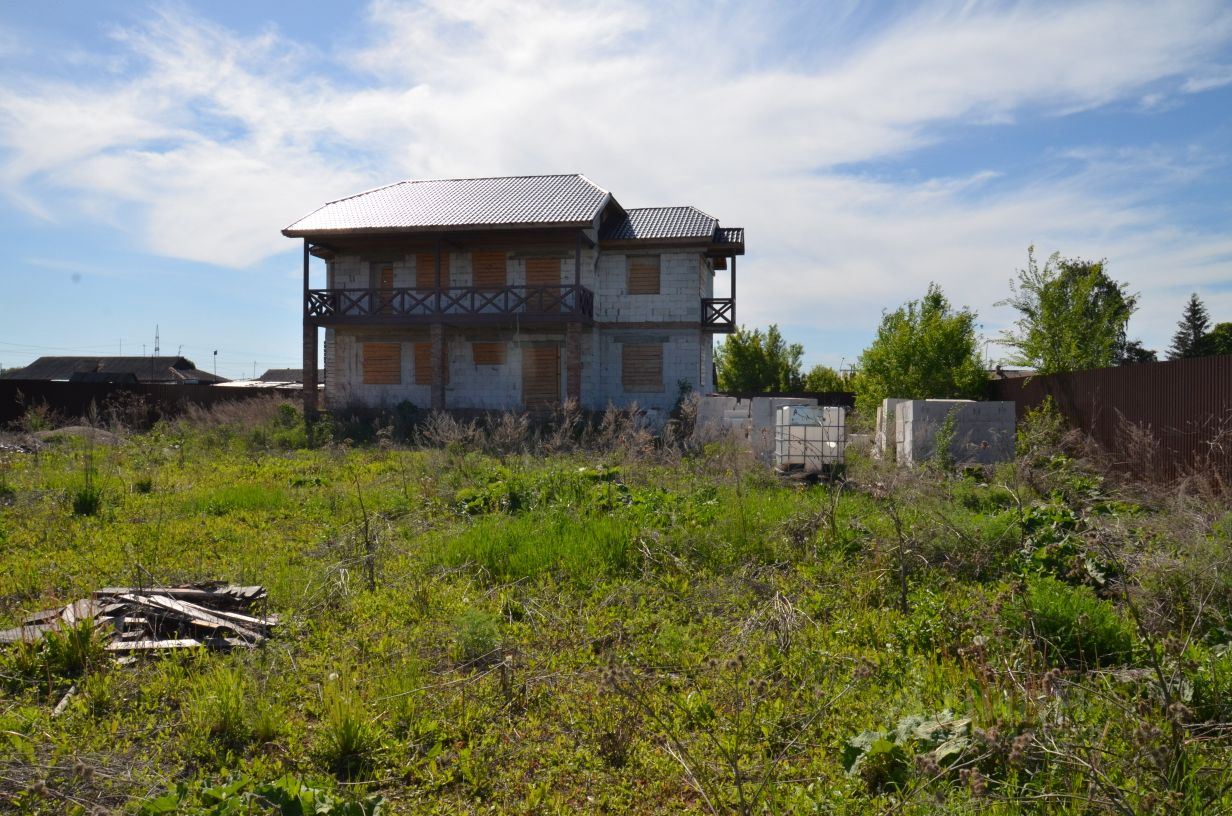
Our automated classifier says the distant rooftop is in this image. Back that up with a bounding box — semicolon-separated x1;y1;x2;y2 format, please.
3;356;228;384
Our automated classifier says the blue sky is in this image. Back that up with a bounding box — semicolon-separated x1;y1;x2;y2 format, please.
1;0;1230;378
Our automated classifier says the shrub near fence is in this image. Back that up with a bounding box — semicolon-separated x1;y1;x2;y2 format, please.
989;354;1232;484
0;380;299;427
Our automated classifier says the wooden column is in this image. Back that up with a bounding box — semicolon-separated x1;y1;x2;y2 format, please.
434;238;443;313
430;321;445;411
575;231;582;286
302;239;319;421
730;255;736;327
566;322;582;404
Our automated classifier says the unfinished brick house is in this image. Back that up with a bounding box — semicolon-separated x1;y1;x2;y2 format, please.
283;174;742;416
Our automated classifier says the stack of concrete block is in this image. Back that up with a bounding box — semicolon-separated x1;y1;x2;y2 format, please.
894;399;1015;467
874;398;907;460
695;395;818;462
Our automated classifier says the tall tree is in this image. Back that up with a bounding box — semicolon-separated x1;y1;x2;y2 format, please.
803;364;846;392
714;324;804;392
856;283;986;413
1168;293;1211;360
998;247;1138;374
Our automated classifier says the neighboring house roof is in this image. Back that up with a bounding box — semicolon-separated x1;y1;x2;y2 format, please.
2;356;229;384
68;371;140;384
283;174;614;236
259;368;303;383
599;206;717;241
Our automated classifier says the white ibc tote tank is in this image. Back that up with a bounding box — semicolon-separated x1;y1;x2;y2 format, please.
774;405;846;474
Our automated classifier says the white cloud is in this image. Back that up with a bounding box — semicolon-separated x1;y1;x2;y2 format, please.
0;0;1229;359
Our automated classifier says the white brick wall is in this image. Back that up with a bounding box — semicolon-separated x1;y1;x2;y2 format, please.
595;251;706;322
322;246;717;411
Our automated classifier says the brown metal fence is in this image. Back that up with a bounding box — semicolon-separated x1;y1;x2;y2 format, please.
988;354;1232;483
0;381;298;427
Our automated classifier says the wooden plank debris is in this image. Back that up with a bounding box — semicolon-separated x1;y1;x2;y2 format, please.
1;583;274;660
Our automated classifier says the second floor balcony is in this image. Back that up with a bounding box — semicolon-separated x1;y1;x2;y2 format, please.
306;284;595;326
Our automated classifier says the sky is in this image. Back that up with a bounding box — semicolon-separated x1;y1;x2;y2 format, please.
1;0;1230;379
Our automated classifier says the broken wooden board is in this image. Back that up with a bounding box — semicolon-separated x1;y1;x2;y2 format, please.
93;585;266;609
116;593;264;643
105;638;203;652
5;584;274;659
0;622;59;643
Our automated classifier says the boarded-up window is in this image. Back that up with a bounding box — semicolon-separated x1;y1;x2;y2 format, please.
377;265;394;289
415;252;449;289
472;251;507;290
376;264;395;314
622;343;663;392
627;256;660;295
413;341;450;385
472;341;506;366
526;257;561;312
523;345;560;409
362;342;401;385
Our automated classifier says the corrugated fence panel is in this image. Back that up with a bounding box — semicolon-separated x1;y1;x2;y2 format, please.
0;381;297;426
989;354;1232;483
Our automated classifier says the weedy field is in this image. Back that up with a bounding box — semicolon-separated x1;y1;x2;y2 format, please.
1;398;1231;815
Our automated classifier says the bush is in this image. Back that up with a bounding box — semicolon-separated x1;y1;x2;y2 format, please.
1010;576;1134;668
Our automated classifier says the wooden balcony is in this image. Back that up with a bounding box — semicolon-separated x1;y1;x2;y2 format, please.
306;285;595;326
702;298;735;333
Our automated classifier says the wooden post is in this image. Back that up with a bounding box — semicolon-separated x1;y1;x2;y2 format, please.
302;239;319;422
434;237;442;314
575;231;582;286
566;322;582;404
729;255;736;327
430;321;445;411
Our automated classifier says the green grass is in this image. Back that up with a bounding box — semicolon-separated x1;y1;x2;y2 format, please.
0;414;1230;813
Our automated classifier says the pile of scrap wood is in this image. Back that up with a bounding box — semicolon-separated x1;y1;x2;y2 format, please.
0;584;275;654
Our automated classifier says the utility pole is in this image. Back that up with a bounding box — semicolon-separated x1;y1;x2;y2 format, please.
213;350;217;377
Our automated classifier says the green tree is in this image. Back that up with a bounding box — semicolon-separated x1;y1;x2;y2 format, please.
856;283;986;414
998;247;1138;374
1168;293;1210;360
1115;339;1157;365
714;324;804;392
1200;322;1232;356
803;364;847;392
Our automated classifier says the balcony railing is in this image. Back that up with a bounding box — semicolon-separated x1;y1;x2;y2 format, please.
306;285;595;324
702;298;735;332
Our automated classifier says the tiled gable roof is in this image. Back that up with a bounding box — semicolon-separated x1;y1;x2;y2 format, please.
599;206;718;241
283;174;611;235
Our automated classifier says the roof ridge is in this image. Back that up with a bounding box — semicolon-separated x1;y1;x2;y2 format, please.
315;174;595;209
625;205;718;220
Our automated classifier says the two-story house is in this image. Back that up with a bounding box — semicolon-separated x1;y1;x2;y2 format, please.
283;174;742;417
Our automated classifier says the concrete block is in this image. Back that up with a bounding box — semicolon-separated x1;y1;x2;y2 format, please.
875;398;907;460
895;400;1016;467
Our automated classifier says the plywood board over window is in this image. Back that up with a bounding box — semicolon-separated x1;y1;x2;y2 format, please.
362;342;401;385
622;343;663;392
375;264;395;314
414;342;449;385
627;255;660;295
472;341;506;366
523;345;560;409
415;252;449;289
472;251;507;290
526;257;561;312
